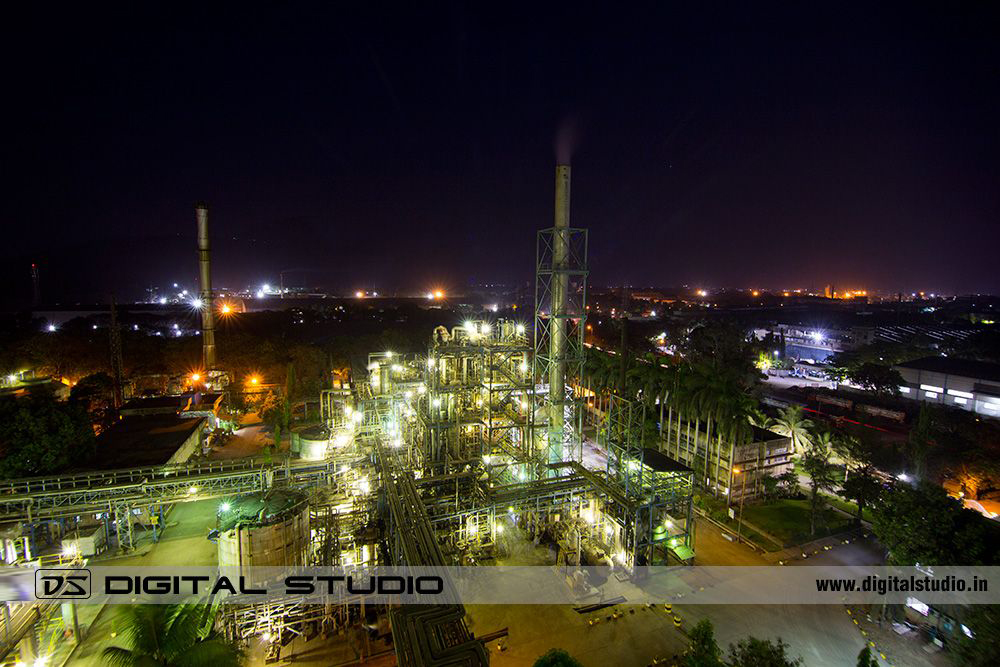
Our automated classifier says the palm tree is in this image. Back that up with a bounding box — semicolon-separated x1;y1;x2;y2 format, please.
801;433;837;536
103;604;244;667
773;405;814;455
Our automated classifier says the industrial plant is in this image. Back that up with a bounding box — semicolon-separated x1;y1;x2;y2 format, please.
0;165;698;667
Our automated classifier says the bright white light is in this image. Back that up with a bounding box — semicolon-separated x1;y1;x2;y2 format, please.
62;544;78;557
172;323;179;329
650;310;657;317
47;324;57;332
481;323;492;334
256;290;265;299
334;434;351;447
385;350;393;358
432;398;442;408
496;523;504;535
391;364;403;372
159;297;167;305
898;473;910;482
417;384;427;394
515;324;525;334
7;374;17;383
219;502;231;512
464;321;476;333
404;390;413;399
191;298;204;309
947;389;973;399
427;357;436;369
187;486;198;494
810;331;824;343
262;284;271;292
920;384;944;393
519;362;528;373
352;412;363;423
426;292;434;300
92;324;98;330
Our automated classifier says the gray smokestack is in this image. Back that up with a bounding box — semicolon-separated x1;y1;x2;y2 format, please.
196;203;216;370
548;164;571;463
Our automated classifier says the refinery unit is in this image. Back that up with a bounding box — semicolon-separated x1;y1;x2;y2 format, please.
0;165;696;667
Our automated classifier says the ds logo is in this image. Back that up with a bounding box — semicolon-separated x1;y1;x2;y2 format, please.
35;569;91;599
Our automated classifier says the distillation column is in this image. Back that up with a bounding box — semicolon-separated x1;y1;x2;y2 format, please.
196;203;216;369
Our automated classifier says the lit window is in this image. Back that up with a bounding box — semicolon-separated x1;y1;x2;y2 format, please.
906;597;930;616
920;384;944;393
925;392;938;399
899;386;911;394
954;397;967;405
947;389;974;399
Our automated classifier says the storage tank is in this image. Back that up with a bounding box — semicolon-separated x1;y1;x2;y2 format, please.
296;425;331;461
217;490;310;571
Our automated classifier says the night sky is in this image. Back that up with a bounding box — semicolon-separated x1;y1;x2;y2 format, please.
3;3;1000;306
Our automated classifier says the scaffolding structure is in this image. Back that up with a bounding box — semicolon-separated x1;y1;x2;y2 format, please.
601;395;695;568
532;208;588;474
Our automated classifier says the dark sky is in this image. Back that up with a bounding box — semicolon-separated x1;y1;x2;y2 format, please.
3;3;999;305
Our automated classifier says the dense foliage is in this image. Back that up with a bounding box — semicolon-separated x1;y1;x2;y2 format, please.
684;619;801;667
103;604;244;667
870;481;1000;565
952;605;1000;667
0;387;95;478
532;648;585;667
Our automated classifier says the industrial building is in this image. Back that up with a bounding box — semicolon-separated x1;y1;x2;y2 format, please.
660;420;792;502
895;356;1000;417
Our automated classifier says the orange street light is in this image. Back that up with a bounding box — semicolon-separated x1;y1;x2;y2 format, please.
248;375;260;386
190;373;201;382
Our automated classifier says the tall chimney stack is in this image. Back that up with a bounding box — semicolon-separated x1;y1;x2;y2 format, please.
548;164;571;464
196;203;216;370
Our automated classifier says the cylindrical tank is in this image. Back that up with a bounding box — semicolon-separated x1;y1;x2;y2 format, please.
296;425;331;460
217;490;310;573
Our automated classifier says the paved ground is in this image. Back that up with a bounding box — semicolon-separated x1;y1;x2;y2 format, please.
94;498;219;566
208;424;269;460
